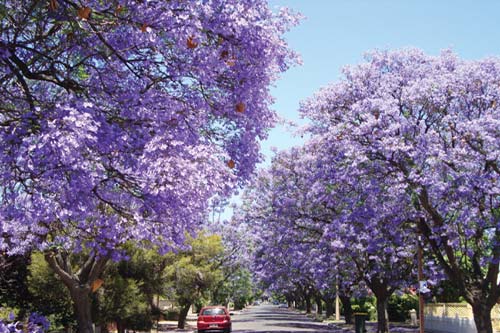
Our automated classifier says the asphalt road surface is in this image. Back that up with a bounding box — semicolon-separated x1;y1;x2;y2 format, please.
232;304;331;333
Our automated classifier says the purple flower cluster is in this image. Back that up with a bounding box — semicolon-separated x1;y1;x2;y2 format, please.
0;313;49;333
0;0;299;257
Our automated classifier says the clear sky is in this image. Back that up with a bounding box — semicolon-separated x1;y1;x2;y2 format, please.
223;0;500;218
262;0;500;161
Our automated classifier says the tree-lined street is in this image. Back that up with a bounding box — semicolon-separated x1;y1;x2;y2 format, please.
232;304;331;333
231;304;420;333
1;2;499;333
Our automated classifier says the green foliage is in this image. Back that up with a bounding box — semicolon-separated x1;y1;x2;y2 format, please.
0;4;7;20
0;307;19;320
27;253;75;330
97;268;152;331
116;243;172;311
352;297;376;320
16;234;241;332
27;244;167;332
210;267;257;309
75;65;90;80
387;294;418;322
164;310;179;321
434;280;463;303
230;269;255;309
94;243;173;332
0;254;31;315
165;232;224;307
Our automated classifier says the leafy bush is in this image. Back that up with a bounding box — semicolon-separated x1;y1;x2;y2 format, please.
352;297;376;320
387;294;418;322
164;311;179;321
434;280;463;302
125;312;153;332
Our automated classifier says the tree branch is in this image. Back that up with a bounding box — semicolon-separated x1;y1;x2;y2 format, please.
44;252;75;288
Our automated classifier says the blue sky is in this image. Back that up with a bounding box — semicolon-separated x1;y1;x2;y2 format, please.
262;0;500;162
222;0;500;218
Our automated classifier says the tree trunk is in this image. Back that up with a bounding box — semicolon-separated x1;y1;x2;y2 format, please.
370;280;391;333
44;252;109;333
305;295;312;314
177;303;191;329
471;301;494;333
286;296;293;308
70;285;94;333
116;320;126;333
315;295;322;315
375;295;389;333
296;297;304;310
340;295;353;324
325;298;334;317
416;207;499;333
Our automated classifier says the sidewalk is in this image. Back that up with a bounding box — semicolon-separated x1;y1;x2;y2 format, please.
292;308;420;333
156;314;197;333
326;321;419;333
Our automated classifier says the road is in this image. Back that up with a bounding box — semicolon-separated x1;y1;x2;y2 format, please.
231;304;332;332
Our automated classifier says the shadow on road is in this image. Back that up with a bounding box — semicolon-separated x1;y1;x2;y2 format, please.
232;309;334;332
230;305;421;333
268;322;333;332
233;309;316;324
251;315;314;322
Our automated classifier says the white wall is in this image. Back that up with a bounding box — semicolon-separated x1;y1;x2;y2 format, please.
425;315;477;333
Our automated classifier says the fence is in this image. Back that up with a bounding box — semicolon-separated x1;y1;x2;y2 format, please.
424;303;500;333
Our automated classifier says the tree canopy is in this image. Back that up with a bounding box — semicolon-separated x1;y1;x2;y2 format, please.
0;2;299;332
0;0;299;257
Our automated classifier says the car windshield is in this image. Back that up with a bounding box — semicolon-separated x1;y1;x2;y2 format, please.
202;308;225;316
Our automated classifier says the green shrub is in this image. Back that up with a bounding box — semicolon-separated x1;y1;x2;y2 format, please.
352;297;376;320
164;310;179;321
387;294;418;322
126;312;153;331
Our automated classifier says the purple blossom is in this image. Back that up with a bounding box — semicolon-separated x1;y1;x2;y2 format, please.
0;313;49;333
0;0;300;257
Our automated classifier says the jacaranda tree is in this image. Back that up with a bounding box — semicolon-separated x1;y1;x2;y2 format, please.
297;136;420;333
0;1;299;332
301;49;500;333
319;159;417;333
206;214;255;306
240;142;417;332
237;168;317;310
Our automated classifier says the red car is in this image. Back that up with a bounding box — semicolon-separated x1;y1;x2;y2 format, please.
197;306;232;333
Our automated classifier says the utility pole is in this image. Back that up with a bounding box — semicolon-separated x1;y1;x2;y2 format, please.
418;234;425;333
335;292;340;321
335;281;340;321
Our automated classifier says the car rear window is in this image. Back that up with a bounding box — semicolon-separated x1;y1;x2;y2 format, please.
202;308;225;316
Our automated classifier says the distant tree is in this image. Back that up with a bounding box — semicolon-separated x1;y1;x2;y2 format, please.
165;232;224;329
207;217;255;307
229;269;255;310
98;265;151;333
115;245;171;319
